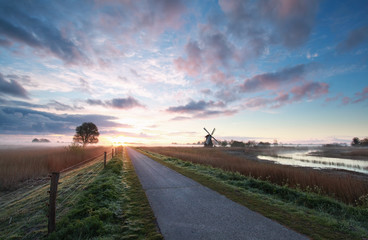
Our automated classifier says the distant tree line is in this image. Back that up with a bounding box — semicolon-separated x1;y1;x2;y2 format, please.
32;138;50;143
351;137;368;147
218;140;276;147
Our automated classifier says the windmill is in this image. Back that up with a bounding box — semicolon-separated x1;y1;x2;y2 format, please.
203;127;219;147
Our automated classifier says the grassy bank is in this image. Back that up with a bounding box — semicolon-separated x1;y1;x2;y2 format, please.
48;147;162;239
0;146;111;191
141;147;368;205
0;154;105;239
138;148;368;240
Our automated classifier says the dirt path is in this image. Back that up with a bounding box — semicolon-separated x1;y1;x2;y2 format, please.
127;147;308;240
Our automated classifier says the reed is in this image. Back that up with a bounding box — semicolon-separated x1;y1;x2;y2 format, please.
142;147;368;205
0;145;110;190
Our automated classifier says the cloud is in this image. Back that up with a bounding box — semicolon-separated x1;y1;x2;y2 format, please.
218;0;319;50
0;2;89;65
167;99;235;119
86;99;105;106
325;87;368;106
167;100;224;113
0;98;44;108
201;89;212;95
337;26;368;53
79;78;91;93
243;81;329;109
5;74;37;87
170;116;192;121
352;86;368;103
97;0;186;35
0;107;125;134
239;64;313;93
0;0;187;65
174;40;203;76
0;72;29;99
0;37;11;46
175;25;237;77
47;100;84;111
325;93;342;103
258;0;319;48
130;68;140;78
306;51;318;59
291;82;328;100
341;96;351;105
175;0;319;87
107;97;144;109
0;97;84;112
87;96;144;109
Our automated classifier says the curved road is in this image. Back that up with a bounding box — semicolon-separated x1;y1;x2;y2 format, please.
127;147;308;240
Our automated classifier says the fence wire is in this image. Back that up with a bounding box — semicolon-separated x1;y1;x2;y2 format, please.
2;151;112;240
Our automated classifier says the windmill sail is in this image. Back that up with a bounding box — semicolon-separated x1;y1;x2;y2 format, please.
203;127;217;147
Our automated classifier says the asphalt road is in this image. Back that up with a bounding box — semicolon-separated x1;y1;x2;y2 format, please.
127;147;308;240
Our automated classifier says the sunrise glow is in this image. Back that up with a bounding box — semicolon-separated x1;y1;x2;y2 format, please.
0;1;367;146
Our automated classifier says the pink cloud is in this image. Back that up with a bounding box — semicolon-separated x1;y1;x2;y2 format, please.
353;86;368;103
240;64;311;93
96;0;186;37
174;41;203;76
175;25;237;77
243;81;329;110
342;97;351;105
291;82;329;100
325;93;342;103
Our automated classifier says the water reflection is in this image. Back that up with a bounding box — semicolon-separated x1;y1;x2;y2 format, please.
258;151;368;174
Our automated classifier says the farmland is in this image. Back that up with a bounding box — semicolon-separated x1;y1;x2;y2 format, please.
138;147;368;239
0;146;161;239
140;146;368;205
0;145;111;191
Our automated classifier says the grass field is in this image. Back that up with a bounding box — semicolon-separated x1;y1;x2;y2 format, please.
0;152;106;239
141;147;368;205
138;148;368;239
0;146;161;240
0;145;111;191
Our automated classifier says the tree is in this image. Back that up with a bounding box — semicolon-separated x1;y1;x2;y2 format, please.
351;137;360;146
258;141;271;147
245;140;256;147
361;138;368;146
221;140;228;147
73;122;99;146
230;140;245;147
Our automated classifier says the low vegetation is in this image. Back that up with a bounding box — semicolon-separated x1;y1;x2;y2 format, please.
138;148;368;239
0;153;105;239
0;145;111;190
141;147;368;205
49;147;161;239
1;147;161;239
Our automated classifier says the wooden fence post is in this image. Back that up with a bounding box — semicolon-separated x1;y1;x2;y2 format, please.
112;148;114;158
104;152;107;168
48;172;60;234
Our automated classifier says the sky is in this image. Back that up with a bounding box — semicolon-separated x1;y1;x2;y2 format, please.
0;0;367;146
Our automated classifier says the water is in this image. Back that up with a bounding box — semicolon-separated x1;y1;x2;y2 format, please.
258;151;368;174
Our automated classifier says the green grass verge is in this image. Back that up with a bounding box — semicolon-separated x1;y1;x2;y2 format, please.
0;156;104;240
48;150;162;240
137;148;368;240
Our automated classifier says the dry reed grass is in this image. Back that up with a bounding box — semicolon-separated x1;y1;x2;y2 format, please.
0;146;111;190
143;147;368;204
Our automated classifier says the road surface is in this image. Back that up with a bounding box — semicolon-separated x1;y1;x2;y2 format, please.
127;147;308;240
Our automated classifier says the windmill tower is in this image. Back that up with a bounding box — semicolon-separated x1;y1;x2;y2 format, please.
203;127;218;147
